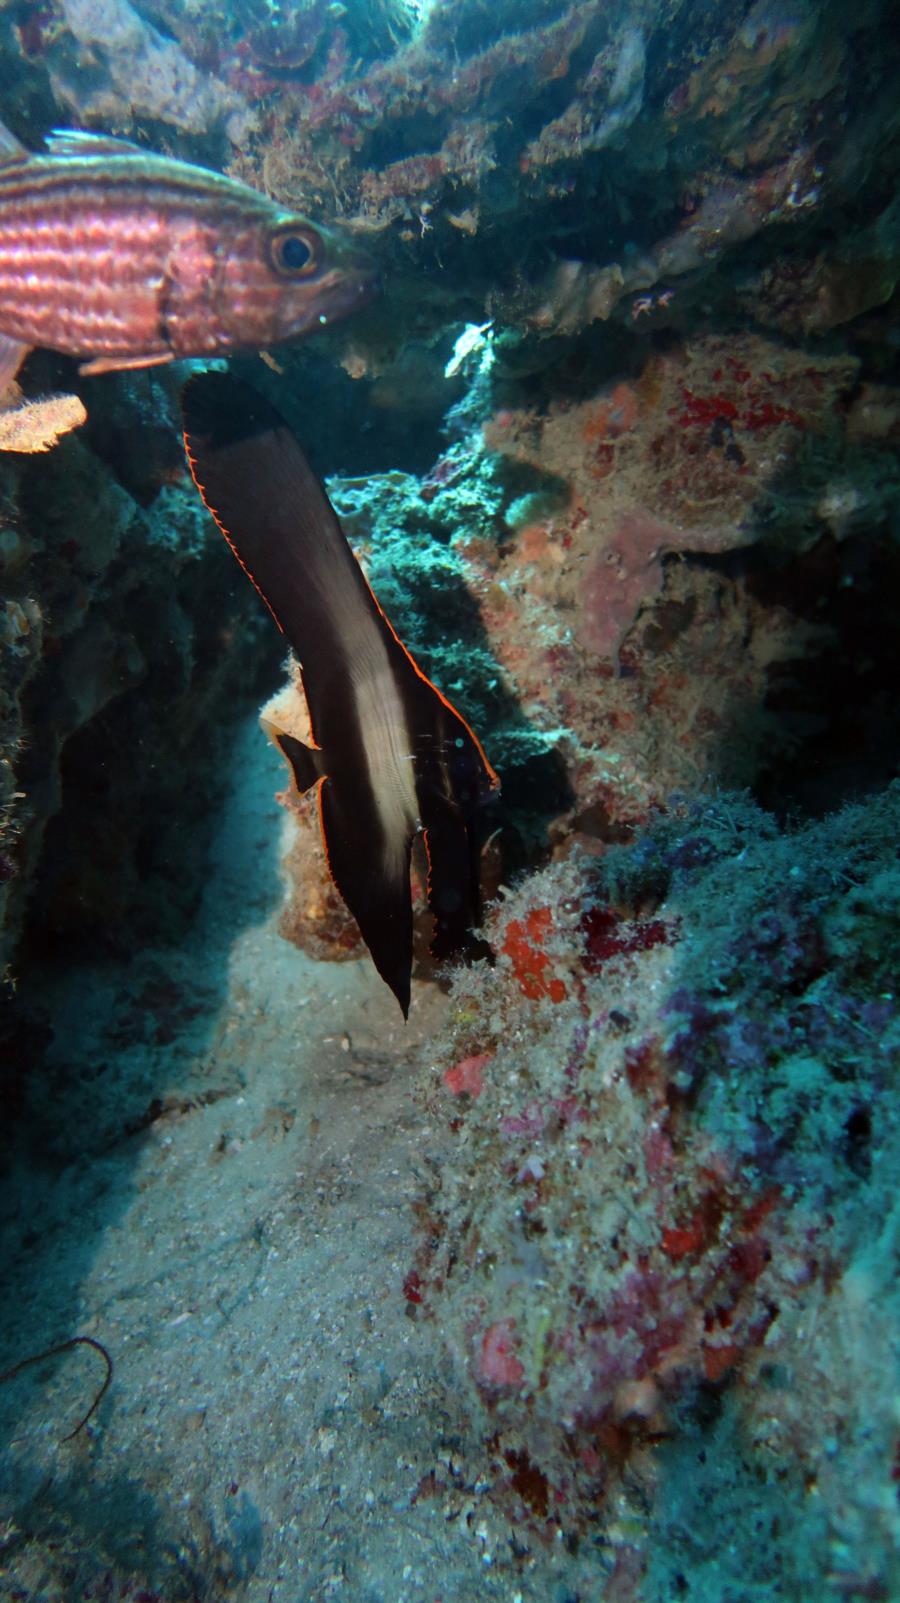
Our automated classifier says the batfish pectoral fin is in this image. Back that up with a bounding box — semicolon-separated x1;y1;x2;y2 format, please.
319;778;414;1019
263;722;326;797
0;334;30;398
79;351;175;376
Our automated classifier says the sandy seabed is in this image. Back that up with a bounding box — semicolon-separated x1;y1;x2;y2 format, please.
1;717;581;1603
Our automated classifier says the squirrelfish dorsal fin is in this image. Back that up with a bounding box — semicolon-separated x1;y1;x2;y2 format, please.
45;129;147;158
0;118;28;165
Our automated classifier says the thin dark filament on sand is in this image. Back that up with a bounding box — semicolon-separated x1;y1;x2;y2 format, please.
0;1335;113;1441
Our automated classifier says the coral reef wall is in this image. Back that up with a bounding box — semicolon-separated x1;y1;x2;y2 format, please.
0;373;281;990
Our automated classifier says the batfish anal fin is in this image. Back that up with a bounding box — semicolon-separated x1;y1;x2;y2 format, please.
0;334;30;399
46;130;147;158
265;724;326;796
319;779;414;1018
79;351;175;376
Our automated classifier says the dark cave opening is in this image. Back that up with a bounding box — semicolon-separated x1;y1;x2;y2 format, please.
725;530;900;819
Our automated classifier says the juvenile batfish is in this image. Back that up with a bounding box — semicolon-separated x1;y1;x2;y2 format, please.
0;121;376;389
181;373;500;1018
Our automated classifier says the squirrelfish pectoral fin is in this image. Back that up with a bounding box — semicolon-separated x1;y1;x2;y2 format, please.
79;351;175;376
45;130;148;158
0;334;30;399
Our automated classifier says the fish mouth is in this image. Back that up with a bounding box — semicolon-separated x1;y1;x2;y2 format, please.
274;239;380;340
332;230;381;305
340;254;381;311
317;260;381;326
357;264;381;305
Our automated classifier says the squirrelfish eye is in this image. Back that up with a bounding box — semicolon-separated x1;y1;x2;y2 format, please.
269;227;320;277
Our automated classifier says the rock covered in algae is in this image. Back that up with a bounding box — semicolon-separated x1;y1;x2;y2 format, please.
262;316;900;969
408;787;899;1593
0;385;281;983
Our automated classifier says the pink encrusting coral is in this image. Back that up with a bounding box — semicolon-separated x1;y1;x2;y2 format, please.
443;1052;491;1097
477;1319;526;1390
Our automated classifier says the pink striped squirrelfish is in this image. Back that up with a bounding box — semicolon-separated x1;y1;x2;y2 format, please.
0;120;376;390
